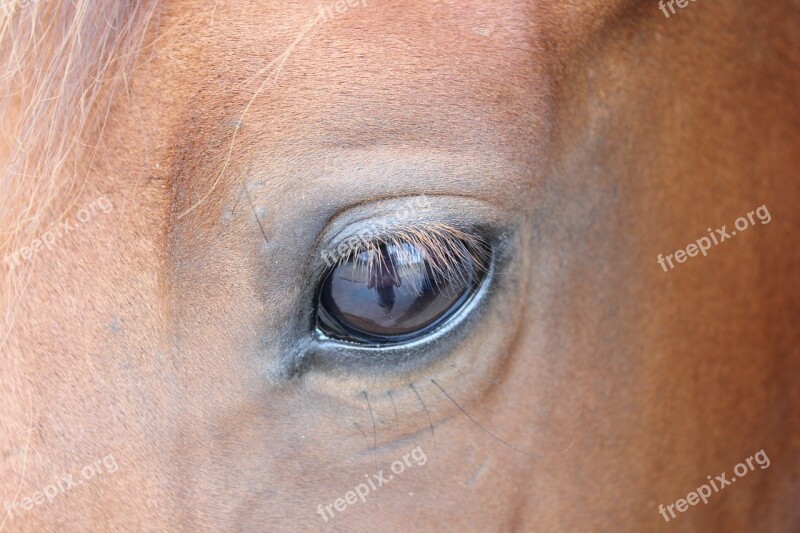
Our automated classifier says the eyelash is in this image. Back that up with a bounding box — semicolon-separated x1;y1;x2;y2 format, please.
323;223;491;286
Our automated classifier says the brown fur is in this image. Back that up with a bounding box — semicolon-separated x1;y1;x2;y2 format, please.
1;0;799;530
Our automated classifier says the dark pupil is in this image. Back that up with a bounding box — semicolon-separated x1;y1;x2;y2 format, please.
318;241;476;343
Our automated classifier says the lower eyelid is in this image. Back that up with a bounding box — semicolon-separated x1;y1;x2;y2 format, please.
299;347;498;451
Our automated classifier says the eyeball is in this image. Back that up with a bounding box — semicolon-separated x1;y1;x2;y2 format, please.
316;237;488;345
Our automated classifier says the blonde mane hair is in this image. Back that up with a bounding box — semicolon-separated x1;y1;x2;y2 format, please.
0;0;159;268
0;0;161;351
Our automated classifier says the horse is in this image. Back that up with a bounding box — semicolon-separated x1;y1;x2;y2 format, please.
1;0;798;530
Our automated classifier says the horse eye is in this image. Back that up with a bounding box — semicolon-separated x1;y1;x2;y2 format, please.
316;239;487;345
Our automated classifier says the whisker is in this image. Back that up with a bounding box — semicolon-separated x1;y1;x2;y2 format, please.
388;389;400;439
363;391;378;473
409;383;438;459
430;379;534;458
353;421;378;474
242;184;269;245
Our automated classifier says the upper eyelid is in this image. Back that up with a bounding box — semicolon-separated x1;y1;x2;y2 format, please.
319;196;432;248
302;195;506;285
323;222;489;264
303;197;429;277
310;194;501;249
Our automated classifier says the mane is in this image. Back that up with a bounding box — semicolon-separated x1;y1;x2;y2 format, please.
0;0;163;363
0;0;159;270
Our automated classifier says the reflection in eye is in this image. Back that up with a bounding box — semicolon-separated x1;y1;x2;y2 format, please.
316;227;489;345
